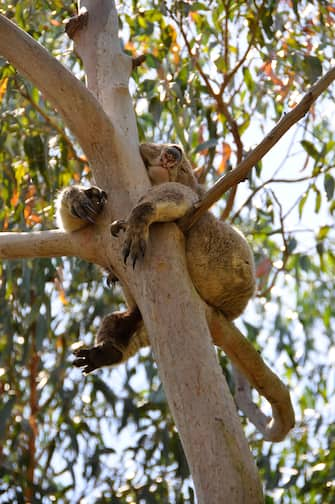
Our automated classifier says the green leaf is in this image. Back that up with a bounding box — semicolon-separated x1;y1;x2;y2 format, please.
316;242;324;256
324;174;334;201
299;254;311;271
189;2;209;11
298;191;309;218
149;97;162;123
302;55;323;84
214;56;227;73
194;138;218;153
287;237;297;253
243;67;255;92
314;186;321;213
301;140;319;160
316;225;331;240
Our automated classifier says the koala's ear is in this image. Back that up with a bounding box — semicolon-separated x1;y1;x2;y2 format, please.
139;143;161;164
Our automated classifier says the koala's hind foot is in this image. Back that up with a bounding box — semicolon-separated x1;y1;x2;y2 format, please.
73;341;124;374
73;307;143;374
56;185;107;232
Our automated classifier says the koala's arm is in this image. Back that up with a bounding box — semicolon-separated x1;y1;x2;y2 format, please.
111;182;199;266
55;185;107;232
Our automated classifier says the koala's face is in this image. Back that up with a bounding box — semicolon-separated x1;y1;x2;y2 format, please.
140;143;183;185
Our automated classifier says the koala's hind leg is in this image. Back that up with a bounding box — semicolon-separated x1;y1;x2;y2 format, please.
111;182;199;267
56;185;107;232
73;307;146;374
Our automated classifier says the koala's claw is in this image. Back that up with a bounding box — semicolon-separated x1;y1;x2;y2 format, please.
122;236;147;269
71;200;98;223
110;220;127;237
70;187;107;224
122;241;131;265
73;344;124;374
73;348;97;374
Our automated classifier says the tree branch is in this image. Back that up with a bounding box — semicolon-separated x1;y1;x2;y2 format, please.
0;229;107;267
180;66;335;231
232;366;273;439
216;99;243;220
207;308;295;441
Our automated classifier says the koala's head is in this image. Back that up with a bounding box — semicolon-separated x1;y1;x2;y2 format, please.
140;143;197;189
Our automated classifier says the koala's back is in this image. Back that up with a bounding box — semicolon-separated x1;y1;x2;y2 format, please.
185;212;255;321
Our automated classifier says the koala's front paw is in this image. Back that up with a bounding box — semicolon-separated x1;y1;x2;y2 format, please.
73;343;123;374
111;202;154;268
112;219;147;268
110;219;127;237
70;186;107;224
122;225;148;268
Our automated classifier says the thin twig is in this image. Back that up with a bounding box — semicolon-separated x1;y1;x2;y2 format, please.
231;174;316;221
257;190;290;298
223;1;229;73
175;10;244;220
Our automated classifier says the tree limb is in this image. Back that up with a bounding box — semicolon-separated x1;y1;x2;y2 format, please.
180;66;335;232
207;308;295;442
0;229;106;267
232;366;273;438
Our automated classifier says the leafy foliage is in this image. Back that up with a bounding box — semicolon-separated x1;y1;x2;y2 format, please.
0;0;335;502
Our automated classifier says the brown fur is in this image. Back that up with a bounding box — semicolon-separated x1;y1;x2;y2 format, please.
73;308;143;373
121;143;255;320
57;143;255;372
55;185;107;232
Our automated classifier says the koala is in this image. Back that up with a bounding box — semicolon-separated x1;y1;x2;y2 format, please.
56;144;255;374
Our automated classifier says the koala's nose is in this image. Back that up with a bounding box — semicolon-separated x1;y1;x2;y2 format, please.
166;146;182;161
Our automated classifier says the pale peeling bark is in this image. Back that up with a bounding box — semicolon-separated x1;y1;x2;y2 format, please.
0;229;105;266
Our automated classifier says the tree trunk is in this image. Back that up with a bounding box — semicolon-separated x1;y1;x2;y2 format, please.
72;2;264;501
